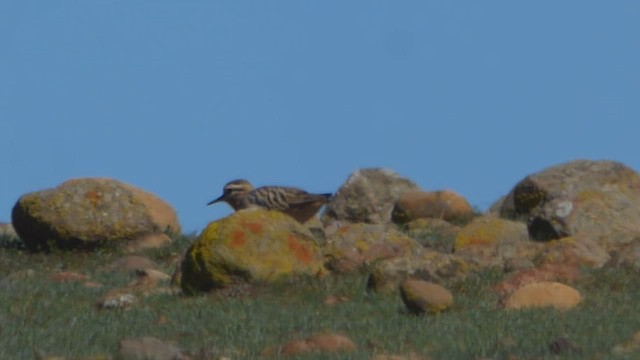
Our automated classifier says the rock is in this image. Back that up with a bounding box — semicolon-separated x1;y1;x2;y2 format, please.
548;337;581;355
612;331;640;355
372;354;431;360
118;336;188;360
453;216;542;269
11;178;180;250
368;250;471;293
402;218;460;253
392;190;473;224
605;238;640;271
180;209;326;294
499;160;640;250
124;233;173;253
0;222;17;238
503;282;581;310
106;256;158;272
136;268;171;282
98;293;137;310
324;223;423;273
49;271;89;283
268;333;356;357
534;236;610;268
454;215;529;250
494;263;581;298
400;279;453;314
323;168;419;224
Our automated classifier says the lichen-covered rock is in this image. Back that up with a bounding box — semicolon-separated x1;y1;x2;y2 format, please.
454;215;529;250
367;250;472;293
503;281;581;310
606;238;640;271
400;279;453;314
403;218;460;253
453;215;541;269
322;168;419;225
499;160;640;250
180;209;326;294
392;190;473;224
534;235;611;268
324;223;423;273
11;178;180;250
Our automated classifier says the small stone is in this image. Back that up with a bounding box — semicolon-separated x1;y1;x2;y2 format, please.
612;331;640;355
268;333;356;357
136;268;171;282
118;336;188;360
306;333;356;353
106;256;158;272
400;279;453;314
49;271;89;282
548;336;581;355
372;354;431;360
98;293;137;309
504;282;581;310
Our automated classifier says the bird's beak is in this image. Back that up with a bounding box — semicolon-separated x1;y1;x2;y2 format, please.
207;194;225;206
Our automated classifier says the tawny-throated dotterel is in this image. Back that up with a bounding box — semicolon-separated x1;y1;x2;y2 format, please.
207;179;332;223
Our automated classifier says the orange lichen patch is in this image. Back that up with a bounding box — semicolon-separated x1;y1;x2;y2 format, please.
288;234;313;264
241;220;263;235
337;225;351;235
230;230;246;248
85;190;102;206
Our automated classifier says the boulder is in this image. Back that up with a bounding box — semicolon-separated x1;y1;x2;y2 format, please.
324;223;423;273
500;160;640;250
392;190;473;224
180;209;326;294
323;168;419;224
11;178;180;250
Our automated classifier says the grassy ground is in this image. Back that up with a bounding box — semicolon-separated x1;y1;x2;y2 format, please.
1;233;640;359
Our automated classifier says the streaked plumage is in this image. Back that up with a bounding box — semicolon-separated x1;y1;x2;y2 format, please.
207;179;331;223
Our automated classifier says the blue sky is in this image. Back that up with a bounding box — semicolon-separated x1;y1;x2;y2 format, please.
2;2;639;233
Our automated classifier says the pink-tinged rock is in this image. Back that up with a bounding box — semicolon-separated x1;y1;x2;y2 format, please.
49;271;89;283
392;190;473;224
493;263;581;298
504;282;581;310
265;333;356;357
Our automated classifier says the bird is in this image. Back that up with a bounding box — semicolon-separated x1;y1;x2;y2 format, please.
207;179;332;223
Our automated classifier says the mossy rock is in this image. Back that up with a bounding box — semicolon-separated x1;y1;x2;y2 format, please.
181;209;326;294
11;178;180;250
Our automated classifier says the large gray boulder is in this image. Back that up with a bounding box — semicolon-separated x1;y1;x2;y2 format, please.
322;168;419;225
500;160;640;249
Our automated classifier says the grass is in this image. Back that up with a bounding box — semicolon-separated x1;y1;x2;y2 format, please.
1;233;640;359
